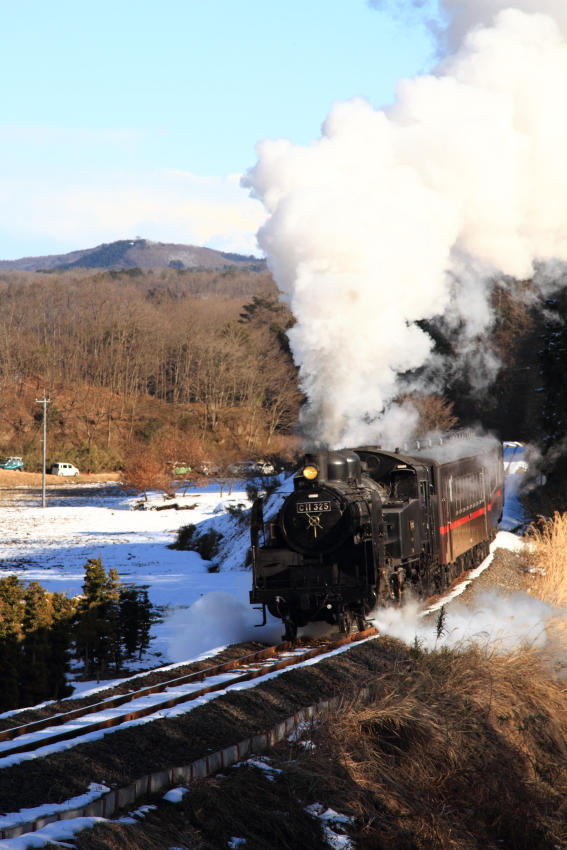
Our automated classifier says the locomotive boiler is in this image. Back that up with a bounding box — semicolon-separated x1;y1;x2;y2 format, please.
250;431;504;640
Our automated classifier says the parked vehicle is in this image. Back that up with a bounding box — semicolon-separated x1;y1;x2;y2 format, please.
253;461;275;475
197;461;221;476
172;464;192;475
51;462;80;476
0;457;24;471
227;460;275;476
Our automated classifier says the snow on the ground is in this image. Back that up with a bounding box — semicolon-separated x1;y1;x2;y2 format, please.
0;444;529;685
0;817;106;849
500;442;528;532
0;479;290;669
0;638;377;772
0;784;110;831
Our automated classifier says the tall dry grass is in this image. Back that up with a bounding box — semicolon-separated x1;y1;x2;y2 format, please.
523;512;567;657
73;641;567;850
308;645;567;849
526;511;567;606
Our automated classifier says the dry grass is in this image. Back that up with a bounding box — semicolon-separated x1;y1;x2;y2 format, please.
70;641;567;850
525;512;567;606
0;470;119;487
0;470;120;487
310;646;567;849
522;512;567;655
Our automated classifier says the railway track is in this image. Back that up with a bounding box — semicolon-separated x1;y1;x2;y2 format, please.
0;627;378;764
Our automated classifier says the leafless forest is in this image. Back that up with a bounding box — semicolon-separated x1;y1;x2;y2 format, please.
0;267;302;472
0;265;544;478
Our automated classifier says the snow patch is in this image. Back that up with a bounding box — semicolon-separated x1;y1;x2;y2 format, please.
162;787;189;803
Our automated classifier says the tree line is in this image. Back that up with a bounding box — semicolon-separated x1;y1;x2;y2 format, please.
0;269;302;470
0;560;156;711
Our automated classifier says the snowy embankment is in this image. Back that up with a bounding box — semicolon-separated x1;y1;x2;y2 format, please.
0;477;292;674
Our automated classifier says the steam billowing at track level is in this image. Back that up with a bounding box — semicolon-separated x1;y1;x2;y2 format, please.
244;0;567;448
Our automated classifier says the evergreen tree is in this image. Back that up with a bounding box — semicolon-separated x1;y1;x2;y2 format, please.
538;295;567;448
119;584;155;660
48;592;76;700
20;582;52;706
103;568;122;674
75;558;121;680
136;586;154;660
0;576;24;711
75;559;157;679
119;584;139;659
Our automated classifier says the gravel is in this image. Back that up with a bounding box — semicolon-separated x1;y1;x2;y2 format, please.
0;636;405;814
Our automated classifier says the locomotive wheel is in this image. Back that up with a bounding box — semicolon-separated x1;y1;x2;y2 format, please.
356;613;366;632
282;621;298;642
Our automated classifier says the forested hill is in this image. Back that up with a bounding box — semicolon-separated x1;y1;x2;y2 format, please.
0;239;266;272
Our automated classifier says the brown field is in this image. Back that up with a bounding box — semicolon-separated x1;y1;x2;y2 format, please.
0;470;120;488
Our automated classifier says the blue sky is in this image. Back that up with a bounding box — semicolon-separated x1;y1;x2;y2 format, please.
0;0;436;259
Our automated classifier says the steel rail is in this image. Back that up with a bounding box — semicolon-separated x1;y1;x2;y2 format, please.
0;640;299;744
0;627;378;760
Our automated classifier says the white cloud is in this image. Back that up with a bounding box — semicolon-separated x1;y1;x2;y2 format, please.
0;169;266;259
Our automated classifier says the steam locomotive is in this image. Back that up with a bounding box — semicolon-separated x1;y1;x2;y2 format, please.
250;431;504;640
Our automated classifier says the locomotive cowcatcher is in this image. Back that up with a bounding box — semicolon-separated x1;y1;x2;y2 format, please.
250;431;504;640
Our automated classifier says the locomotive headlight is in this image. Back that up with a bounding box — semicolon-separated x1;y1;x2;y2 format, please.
303;465;318;480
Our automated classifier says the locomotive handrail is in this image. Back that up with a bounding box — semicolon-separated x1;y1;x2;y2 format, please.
401;428;477;452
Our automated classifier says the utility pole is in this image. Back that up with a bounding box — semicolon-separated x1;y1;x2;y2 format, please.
35;392;50;508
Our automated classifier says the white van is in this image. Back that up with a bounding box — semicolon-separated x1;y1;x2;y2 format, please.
51;462;80;477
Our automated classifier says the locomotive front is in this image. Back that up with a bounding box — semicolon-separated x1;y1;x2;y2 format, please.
250;449;384;640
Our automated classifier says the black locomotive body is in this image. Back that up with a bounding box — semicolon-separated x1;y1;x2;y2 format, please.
250;432;504;640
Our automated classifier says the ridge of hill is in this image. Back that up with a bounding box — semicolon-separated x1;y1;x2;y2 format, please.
0;239;266;272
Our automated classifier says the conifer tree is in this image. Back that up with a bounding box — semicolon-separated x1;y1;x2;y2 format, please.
75;559;122;679
119;584;139;659
21;581;52;706
103;568;122;674
538;295;567;448
0;576;24;710
119;584;155;660
136;586;154;660
48;592;76;700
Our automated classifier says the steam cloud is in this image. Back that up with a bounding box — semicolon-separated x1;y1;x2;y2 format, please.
371;589;552;651
244;1;567;447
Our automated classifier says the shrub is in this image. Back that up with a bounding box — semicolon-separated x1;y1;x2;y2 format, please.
170;524;224;563
226;502;249;527
170;523;197;550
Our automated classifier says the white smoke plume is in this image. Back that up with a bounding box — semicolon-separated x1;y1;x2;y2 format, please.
244;3;567;448
369;0;567;52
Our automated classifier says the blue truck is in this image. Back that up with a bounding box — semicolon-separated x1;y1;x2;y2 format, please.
0;457;24;472
0;457;24;471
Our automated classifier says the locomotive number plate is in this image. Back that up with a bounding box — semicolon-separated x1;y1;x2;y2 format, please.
297;501;331;513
